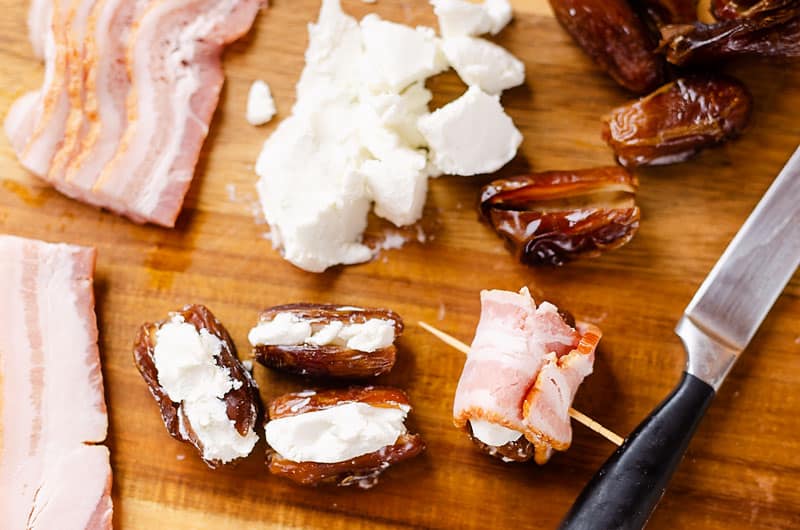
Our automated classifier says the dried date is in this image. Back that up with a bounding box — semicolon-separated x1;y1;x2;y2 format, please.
480;167;640;266
602;75;753;167
265;387;425;488
549;0;665;94
635;0;700;25
133;304;261;468
250;304;403;379
660;2;800;64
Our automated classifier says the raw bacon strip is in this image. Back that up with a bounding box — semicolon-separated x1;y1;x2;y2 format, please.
453;288;600;464
28;0;53;60
523;322;601;464
94;0;264;226
58;0;152;213
7;0;72;178
0;235;112;530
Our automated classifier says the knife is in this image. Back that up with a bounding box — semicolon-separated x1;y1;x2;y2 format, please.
559;145;800;530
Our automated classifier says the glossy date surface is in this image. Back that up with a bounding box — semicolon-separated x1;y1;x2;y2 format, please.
480;167;640;266
602;75;753;167
549;0;665;93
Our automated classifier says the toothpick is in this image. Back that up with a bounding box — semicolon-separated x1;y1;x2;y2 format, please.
418;321;624;447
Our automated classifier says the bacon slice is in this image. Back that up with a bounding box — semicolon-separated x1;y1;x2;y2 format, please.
0;235;112;530
94;0;264;226
453;288;601;464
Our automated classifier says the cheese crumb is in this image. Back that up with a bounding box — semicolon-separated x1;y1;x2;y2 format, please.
246;80;277;126
441;36;525;94
430;0;513;38
418;86;522;175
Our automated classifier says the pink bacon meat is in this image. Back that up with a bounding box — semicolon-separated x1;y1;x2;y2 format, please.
453;288;601;464
0;235;112;530
94;0;264;226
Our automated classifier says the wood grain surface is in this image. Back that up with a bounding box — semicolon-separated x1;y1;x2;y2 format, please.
1;1;799;528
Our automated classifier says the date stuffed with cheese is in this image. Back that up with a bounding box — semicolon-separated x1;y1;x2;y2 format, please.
133;304;261;468
265;387;425;488
480;167;640;266
602;76;753;167
249;304;403;379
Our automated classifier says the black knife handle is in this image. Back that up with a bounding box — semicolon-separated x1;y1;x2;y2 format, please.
559;372;715;530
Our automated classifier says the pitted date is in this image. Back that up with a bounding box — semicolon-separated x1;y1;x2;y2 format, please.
251;304;403;379
265;387;426;488
660;2;800;64
480;167;640;266
549;0;665;94
467;424;536;463
133;304;261;468
712;0;791;20
602;75;752;167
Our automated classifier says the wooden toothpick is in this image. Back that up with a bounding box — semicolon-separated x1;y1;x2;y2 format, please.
418;321;624;447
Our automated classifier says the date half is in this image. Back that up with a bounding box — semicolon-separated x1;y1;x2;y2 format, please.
133;304;261;468
251;304;403;379
480;167;640;267
602;75;752;167
266;387;425;488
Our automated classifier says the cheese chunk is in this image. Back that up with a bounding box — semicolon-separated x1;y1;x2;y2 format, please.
430;0;513;38
246;80;277;125
265;402;408;463
441;36;525;94
470;419;522;447
418;86;522;176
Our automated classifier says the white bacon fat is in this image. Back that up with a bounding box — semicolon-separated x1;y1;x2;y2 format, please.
0;235;112;530
5;0;264;227
453;288;601;464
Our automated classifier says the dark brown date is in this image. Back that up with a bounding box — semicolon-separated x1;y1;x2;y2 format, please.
660;2;800;64
480;167;640;266
602;75;753;167
549;0;665;94
266;387;425;488
712;0;791;20
133;304;261;468
636;0;700;25
251;304;403;379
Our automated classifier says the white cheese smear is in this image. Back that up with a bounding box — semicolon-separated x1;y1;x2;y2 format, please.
255;0;524;272
470;419;522;447
154;317;258;463
248;312;396;352
265;402;408;463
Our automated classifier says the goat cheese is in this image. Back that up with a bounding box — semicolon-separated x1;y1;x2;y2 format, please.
361;15;448;92
441;36;525;94
430;0;513;38
470;419;522;447
264;402;408;463
248;312;396;352
246;80;277;125
418;85;522;175
154;317;258;463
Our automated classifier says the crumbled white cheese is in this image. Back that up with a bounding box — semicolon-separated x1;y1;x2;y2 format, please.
248;312;396;352
264;402;408;463
361;14;447;92
430;0;513;38
441;36;525;94
470;419;522;447
255;0;522;272
154;317;258;463
418;85;522;175
246;80;277;125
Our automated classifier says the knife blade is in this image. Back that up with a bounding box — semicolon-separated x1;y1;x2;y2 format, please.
560;145;800;530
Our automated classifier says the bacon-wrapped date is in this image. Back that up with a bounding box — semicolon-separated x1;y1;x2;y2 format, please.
549;0;665;94
602;75;752;167
265;387;425;488
660;2;800;64
480;167;640;266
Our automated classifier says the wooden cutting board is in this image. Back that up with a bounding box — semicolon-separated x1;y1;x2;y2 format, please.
1;1;799;528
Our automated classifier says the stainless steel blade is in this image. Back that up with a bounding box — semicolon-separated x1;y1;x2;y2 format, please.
676;146;800;389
